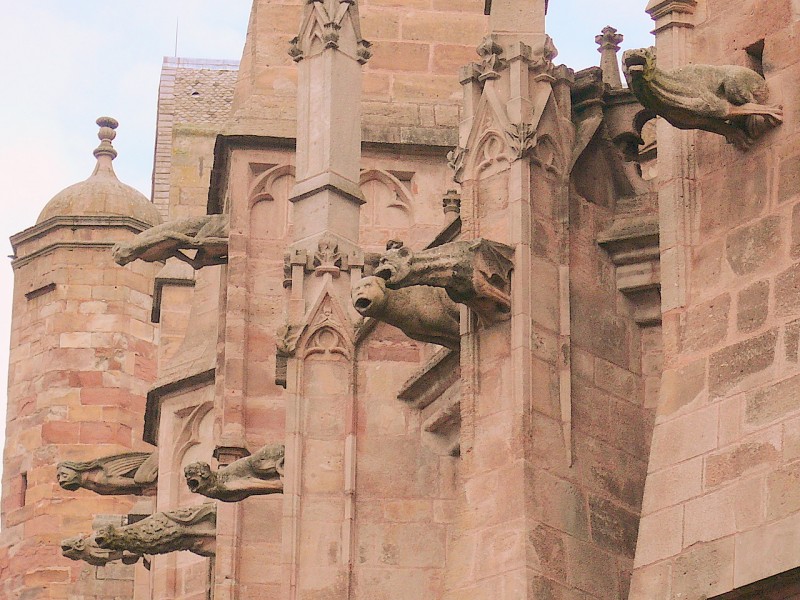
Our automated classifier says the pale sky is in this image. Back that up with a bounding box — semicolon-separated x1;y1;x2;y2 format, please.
0;2;652;490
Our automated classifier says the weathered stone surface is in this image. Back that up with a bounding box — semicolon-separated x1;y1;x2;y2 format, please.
659;358;706;417
767;461;800;520
112;214;229;269
352;276;460;349
709;329;777;396
705;439;780;488
680;293;730;353
745;374;800;427
670;538;734;598
623;47;782;149
588;496;639;559
779;154;800;204
95;503;216;557
775;261;800;318
56;452;158;496
184;443;284;502
737;280;769;333
725;216;782;276
374;238;514;324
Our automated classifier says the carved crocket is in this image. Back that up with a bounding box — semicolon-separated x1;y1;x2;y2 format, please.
184;444;285;502
352;276;461;350
61;532;142;567
374;239;514;325
57;452;157;496
94;503;216;558
111;213;229;269
622;46;782;150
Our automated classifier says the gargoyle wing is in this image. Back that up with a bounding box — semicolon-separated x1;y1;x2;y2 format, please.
469;239;515;291
163;503;217;526
99;452;154;479
133;452;159;485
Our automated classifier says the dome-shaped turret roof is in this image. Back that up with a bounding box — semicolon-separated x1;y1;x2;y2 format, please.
37;117;162;226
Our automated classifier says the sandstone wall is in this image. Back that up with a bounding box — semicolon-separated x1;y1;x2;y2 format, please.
631;0;800;596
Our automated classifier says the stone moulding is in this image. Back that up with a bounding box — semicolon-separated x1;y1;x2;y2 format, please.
622;46;782;150
56;452;158;496
95;503;217;558
351;276;461;350
111;213;229;269
61;532;142;567
184;443;285;502
374;238;514;325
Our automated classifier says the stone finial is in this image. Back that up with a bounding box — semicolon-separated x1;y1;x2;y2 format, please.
442;190;461;222
595;26;624;88
93;116;119;160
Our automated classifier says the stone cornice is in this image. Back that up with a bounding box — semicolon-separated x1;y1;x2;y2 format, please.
11;215;153;254
646;0;697;31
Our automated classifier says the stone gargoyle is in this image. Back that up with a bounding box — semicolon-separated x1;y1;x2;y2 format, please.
352;276;461;350
94;503;216;558
112;214;229;269
622;46;783;150
184;444;285;502
57;451;158;496
374;239;514;325
61;532;142;567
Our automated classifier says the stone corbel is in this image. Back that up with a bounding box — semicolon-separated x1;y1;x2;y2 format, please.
597;217;662;326
185;444;285;502
56;452;158;496
374;238;515;325
94;503;217;558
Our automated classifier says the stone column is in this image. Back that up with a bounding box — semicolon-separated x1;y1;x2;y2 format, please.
281;2;369;599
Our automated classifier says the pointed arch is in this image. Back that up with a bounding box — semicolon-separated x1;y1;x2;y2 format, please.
248;164;295;240
359;169;414;230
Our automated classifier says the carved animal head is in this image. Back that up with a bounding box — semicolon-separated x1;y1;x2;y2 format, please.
622;47;656;80
352;276;389;317
93;525;121;551
184;462;215;495
56;464;83;491
374;240;413;286
61;534;89;560
111;241;136;266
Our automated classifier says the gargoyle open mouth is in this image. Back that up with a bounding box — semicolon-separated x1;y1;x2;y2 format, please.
623;52;648;74
186;476;202;493
374;264;395;280
353;297;372;311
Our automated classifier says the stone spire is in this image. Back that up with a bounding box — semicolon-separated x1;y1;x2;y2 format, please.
596;25;624;88
91;116;120;176
288;0;371;251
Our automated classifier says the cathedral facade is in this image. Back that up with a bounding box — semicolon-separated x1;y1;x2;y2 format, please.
2;0;800;599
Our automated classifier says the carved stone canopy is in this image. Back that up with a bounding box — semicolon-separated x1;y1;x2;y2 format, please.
622;47;782;150
184;444;285;503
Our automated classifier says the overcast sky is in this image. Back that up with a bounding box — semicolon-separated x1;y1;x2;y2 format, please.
0;2;653;489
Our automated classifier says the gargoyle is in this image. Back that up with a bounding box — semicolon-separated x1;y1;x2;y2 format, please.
184;444;284;503
57;452;158;496
94;503;216;558
374;239;514;325
352;276;461;350
622;47;782;150
112;214;229;269
61;532;142;567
